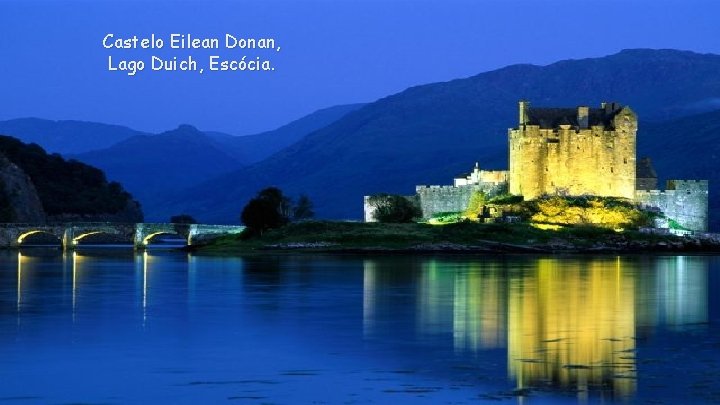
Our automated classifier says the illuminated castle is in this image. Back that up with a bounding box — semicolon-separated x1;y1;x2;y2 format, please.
509;102;636;200
507;101;707;231
365;101;709;232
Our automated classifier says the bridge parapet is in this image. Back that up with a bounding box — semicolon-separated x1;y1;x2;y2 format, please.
188;224;246;245
0;222;245;249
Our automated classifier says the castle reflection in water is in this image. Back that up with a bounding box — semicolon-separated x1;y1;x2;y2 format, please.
12;252;709;401
363;256;708;399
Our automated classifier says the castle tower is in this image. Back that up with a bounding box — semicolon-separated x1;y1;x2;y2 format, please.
508;101;637;200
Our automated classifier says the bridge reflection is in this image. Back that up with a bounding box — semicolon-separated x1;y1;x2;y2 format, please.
363;256;709;400
15;250;156;322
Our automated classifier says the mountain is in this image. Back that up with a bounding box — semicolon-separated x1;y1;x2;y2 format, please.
157;49;720;225
0;118;148;154
0;135;142;222
69;104;365;220
73;125;242;209
205;103;366;164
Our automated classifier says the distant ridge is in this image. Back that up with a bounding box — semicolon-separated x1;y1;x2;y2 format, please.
205;103;366;164
73;124;242;207
0;118;149;154
69;104;364;217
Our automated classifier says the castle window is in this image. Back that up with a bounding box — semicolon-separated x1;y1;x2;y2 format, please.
624;158;627;164
610;167;614;173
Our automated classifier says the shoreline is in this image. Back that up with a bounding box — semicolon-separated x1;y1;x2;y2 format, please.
189;220;720;255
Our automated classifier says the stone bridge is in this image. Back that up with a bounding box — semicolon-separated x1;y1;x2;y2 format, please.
0;222;246;249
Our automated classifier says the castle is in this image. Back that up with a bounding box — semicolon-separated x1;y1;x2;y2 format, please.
364;101;709;232
510;102;636;200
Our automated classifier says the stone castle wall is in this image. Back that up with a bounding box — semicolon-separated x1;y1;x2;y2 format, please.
509;108;637;200
416;184;505;219
477;170;508;184
635;180;709;232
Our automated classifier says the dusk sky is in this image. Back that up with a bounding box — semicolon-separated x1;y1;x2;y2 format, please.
1;0;720;135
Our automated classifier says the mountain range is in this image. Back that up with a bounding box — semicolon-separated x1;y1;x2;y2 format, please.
3;49;720;230
71;104;364;206
156;49;720;229
0;104;365;211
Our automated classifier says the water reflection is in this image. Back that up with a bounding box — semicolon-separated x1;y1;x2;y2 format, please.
364;255;709;400
16;252;22;313
72;251;78;318
4;252;713;403
507;258;636;399
141;251;149;323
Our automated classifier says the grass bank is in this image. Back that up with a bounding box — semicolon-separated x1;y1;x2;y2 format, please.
193;221;716;254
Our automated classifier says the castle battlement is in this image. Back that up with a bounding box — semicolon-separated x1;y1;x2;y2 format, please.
667;179;709;190
416;185;460;192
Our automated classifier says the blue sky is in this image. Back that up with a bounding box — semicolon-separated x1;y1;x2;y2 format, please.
1;0;719;134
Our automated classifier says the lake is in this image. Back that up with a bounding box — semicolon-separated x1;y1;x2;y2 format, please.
1;250;719;404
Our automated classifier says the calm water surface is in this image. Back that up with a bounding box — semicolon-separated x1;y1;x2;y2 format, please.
1;250;719;404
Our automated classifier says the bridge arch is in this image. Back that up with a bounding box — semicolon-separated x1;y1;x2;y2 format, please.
141;231;188;246
17;230;63;245
71;231;130;246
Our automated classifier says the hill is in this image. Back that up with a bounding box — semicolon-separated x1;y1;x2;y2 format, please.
0;135;142;222
0;118;148;154
157;49;720;225
73;125;242;208
68;104;364;219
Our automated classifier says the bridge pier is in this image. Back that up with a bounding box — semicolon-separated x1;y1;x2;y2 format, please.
134;225;146;250
62;228;73;251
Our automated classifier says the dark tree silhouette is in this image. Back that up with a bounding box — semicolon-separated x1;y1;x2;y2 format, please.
241;197;286;235
257;187;292;220
293;194;314;221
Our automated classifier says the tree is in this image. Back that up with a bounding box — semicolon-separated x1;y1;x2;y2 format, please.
464;191;486;220
367;194;421;223
293;194;314;221
241;188;317;235
258;187;292;220
240;187;293;235
241;198;285;235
